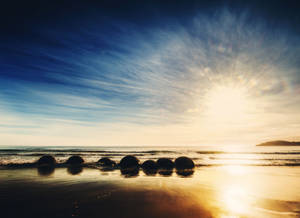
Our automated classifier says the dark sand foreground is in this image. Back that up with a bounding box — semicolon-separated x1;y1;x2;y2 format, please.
1;181;212;218
1;167;300;218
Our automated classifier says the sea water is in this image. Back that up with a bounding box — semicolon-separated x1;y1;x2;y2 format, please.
0;145;300;166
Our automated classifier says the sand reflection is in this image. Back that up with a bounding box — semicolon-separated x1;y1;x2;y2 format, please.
217;166;254;217
67;166;83;175
2;165;300;218
222;185;249;215
37;166;55;176
120;168;139;178
176;170;194;177
223;165;249;175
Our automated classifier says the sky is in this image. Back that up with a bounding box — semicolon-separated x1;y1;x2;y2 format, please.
1;0;300;146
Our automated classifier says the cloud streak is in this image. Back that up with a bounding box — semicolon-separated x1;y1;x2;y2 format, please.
1;7;300;145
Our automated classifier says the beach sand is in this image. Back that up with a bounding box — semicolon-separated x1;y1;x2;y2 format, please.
1;166;300;218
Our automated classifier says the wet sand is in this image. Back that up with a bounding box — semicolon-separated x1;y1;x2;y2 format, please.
1;166;300;218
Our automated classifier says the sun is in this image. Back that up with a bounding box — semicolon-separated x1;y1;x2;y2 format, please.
204;85;249;122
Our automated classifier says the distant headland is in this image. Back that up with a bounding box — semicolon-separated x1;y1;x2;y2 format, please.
257;140;300;146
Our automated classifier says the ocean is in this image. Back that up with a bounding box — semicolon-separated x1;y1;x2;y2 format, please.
1;145;300;217
1;145;300;167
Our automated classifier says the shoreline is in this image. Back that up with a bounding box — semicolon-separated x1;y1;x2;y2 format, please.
1;166;300;218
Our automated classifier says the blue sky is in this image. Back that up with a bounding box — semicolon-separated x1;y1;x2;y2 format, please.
1;0;300;146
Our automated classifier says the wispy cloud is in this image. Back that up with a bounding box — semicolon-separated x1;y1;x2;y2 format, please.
1;8;300;145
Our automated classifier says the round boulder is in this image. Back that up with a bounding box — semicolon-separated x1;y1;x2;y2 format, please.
97;157;116;167
119;155;139;169
157;158;174;170
175;156;195;170
66;155;84;165
142;160;158;170
37;155;56;166
142;160;158;176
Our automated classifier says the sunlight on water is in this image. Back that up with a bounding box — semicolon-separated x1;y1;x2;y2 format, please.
1;146;300;218
1;145;300;167
223;165;249;175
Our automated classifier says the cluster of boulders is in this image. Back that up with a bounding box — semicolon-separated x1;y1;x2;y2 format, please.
37;155;195;177
37;155;194;169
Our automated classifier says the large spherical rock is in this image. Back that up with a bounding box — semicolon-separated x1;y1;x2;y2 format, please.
142;160;158;176
157;158;174;170
119;155;139;169
66;155;84;165
175;156;195;170
37;155;56;166
97;157;116;167
142;160;158;170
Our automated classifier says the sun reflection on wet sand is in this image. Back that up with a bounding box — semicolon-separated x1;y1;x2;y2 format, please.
1;166;300;218
221;185;250;215
211;165;256;217
223;165;249;175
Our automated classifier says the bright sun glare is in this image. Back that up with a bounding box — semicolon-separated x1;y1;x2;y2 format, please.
205;85;249;122
222;185;248;214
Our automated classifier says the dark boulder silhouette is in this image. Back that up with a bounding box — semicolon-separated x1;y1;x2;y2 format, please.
66;155;84;165
142;160;158;170
157;158;174;170
99;167;115;172
37;155;56;166
67;166;83;175
119;155;139;169
143;168;157;176
142;160;158;176
120;167;139;178
176;170;194;177
97;157;116;167
37;166;55;176
158;169;173;177
175;156;195;170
